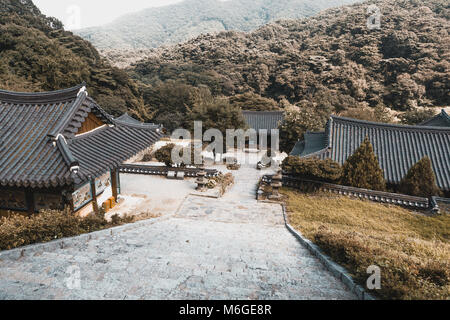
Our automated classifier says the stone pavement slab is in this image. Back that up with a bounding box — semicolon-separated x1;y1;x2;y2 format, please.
0;165;356;300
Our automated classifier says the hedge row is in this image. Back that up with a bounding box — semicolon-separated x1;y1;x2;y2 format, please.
283;138;442;197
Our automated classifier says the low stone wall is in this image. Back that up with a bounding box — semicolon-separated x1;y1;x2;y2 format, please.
119;164;218;178
263;175;435;211
433;197;450;214
280;205;376;300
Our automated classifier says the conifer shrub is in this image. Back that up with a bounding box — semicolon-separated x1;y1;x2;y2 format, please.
141;152;154;162
155;143;176;167
282;156;343;183
342;137;386;191
155;143;203;167
399;157;442;197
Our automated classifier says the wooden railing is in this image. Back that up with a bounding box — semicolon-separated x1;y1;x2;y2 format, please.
119;164;218;178
263;175;433;210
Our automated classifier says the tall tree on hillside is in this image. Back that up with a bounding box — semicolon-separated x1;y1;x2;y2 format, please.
399;108;437;125
342;137;386;191
229;92;279;111
128;0;449;120
140;81;206;132
185;96;247;153
398;157;442;197
278;104;331;154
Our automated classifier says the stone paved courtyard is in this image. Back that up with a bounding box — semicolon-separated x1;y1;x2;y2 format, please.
0;166;356;300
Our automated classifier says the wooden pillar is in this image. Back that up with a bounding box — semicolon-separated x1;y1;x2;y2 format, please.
67;191;75;213
25;190;35;216
62;189;75;213
90;179;99;214
111;169;118;202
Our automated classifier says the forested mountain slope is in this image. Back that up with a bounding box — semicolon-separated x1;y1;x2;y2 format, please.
130;0;449;119
0;0;144;116
76;0;360;49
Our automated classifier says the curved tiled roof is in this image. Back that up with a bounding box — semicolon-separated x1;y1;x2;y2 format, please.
290;132;328;157
420;109;450;127
0;85;161;189
115;113;162;129
0;84;84;104
242;111;284;132
292;115;450;191
69;123;161;182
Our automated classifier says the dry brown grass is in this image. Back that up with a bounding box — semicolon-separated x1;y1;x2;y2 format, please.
282;188;450;300
440;203;450;215
0;209;135;251
129;211;162;222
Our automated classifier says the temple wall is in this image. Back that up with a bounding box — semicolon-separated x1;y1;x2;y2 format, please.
0;187;64;215
76;202;95;218
72;169;120;216
97;185;113;208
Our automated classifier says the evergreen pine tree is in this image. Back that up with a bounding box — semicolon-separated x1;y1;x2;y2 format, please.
342;137;386;191
399;157;442;197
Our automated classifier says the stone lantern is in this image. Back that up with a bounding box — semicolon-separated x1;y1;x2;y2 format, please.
196;169;207;191
269;169;283;200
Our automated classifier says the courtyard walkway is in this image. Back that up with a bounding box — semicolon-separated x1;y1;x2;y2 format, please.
0;165;356;300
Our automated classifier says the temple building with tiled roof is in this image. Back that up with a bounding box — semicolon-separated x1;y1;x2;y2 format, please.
242;111;284;147
290;115;450;195
242;111;284;133
115;113;162;129
0;84;162;216
419;109;450;127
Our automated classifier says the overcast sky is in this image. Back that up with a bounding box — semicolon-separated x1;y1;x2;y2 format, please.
34;0;185;30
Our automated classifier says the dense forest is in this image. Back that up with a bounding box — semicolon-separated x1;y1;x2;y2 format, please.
1;0;449;138
77;0;359;50
129;0;449;130
0;0;143;116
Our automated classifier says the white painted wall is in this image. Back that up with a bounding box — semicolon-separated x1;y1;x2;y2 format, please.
97;185;113;208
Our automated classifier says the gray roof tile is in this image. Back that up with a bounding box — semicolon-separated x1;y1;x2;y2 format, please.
115;113;162;129
290;132;328;157
292;116;450;191
242;111;284;132
0;85;161;188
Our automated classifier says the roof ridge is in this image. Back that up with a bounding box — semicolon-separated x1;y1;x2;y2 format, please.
115;113;161;129
114;119;162;131
55;135;80;175
48;91;88;139
331;115;450;132
50;92;114;139
0;83;86;104
68;125;110;142
84;96;115;124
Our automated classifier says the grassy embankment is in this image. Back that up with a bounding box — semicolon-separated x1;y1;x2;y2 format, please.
0;209;160;252
282;188;450;300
